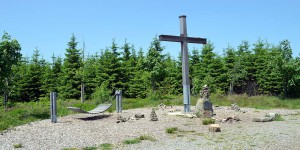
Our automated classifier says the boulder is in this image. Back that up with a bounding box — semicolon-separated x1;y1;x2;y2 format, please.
195;98;204;117
252;113;277;122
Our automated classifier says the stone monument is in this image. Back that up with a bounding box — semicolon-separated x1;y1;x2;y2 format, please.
150;108;158;121
195;85;214;118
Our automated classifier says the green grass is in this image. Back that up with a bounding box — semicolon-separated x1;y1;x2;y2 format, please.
210;94;300;109
166;127;178;134
138;135;156;142
82;147;97;150
123;135;156;145
202;118;215;125
274;114;284;121
13;143;23;148
99;143;113;150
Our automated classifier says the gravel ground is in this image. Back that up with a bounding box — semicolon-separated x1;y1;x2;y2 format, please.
0;106;300;150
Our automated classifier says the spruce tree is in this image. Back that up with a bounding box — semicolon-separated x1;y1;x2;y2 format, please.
26;49;43;101
60;34;82;99
127;48;149;98
161;54;181;95
145;37;166;92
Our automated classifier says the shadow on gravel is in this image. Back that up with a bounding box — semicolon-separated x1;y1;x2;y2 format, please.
77;114;112;121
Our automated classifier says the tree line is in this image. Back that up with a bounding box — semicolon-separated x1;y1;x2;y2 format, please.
1;32;300;103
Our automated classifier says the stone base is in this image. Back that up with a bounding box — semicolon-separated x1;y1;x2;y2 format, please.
203;110;213;118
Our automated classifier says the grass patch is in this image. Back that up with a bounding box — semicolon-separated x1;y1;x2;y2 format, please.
13;143;23;148
195;132;205;136
82;147;97;150
202;118;215;125
99;143;113;150
274;114;284;121
123;138;141;145
166;127;178;134
123;135;156;145
138;135;156;142
210;94;300;109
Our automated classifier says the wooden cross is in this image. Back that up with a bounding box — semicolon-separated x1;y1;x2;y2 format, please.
159;15;207;112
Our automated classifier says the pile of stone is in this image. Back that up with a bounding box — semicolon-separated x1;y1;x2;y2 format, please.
195;85;214;118
116;113;145;123
150;108;158;121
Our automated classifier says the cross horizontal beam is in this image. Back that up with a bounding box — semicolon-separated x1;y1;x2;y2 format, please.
159;35;207;44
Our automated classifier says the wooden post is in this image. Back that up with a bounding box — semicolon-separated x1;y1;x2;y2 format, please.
159;15;207;112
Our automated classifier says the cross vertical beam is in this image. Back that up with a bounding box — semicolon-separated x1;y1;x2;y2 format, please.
159;15;207;113
180;16;191;112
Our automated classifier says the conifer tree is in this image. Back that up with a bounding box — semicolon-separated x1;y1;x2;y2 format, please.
145;37;166;92
127;48;149;98
60;34;82;99
277;40;297;98
161;54;181;95
237;41;257;95
26;49;44;101
83;55;98;99
9;57;30;102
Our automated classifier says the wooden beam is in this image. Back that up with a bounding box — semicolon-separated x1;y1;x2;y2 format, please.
159;35;207;44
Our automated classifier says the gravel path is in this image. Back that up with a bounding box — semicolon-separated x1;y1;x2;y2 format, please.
1;106;300;150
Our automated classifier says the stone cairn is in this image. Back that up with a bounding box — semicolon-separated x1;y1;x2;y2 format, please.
150;108;158;121
195;85;214;118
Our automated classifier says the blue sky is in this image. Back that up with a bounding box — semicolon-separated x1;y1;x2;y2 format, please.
1;0;299;61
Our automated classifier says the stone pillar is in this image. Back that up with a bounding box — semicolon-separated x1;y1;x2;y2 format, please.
195;85;213;118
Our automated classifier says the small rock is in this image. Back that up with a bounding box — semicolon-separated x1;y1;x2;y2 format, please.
184;114;195;118
233;116;240;121
266;113;276;120
231;103;240;111
117;115;128;123
208;124;221;132
135;113;145;119
158;103;166;109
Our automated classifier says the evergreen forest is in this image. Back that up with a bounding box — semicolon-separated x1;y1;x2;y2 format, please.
1;32;300;104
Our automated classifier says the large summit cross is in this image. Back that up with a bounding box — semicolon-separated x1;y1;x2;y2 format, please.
159;15;207;112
